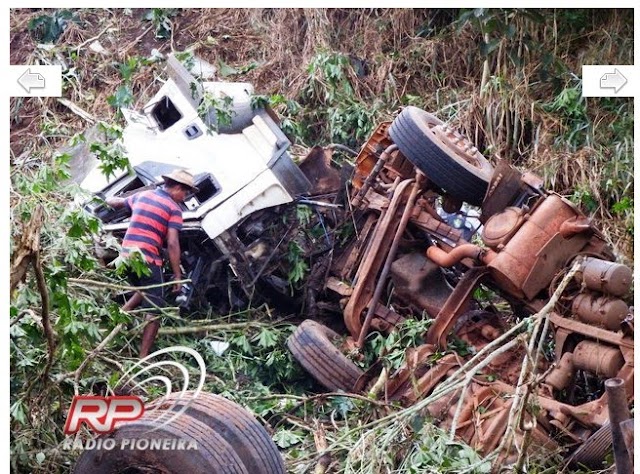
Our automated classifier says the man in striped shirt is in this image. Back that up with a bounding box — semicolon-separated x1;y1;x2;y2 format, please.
107;169;198;357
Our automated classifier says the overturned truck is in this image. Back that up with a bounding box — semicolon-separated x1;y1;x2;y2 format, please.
288;107;634;466
82;55;632;468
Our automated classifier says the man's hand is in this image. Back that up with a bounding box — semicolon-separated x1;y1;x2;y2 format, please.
172;275;182;294
167;227;182;294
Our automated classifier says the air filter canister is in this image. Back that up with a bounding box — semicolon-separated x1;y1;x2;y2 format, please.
576;257;632;297
572;293;629;331
573;340;624;378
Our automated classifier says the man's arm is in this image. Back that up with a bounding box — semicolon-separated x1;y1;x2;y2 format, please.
105;196;127;209
167;227;182;293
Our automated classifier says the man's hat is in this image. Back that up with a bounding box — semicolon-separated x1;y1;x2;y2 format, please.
162;169;199;193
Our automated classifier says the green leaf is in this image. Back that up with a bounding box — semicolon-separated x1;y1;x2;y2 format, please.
52;292;71;318
144;9;178;40
273;428;304;448
480;38;501;56
108;372;121;389
63;320;85;335
10;400;28;425
331;396;355;416
457;10;476;27
118;57;141;83
409;415;425;436
612;197;633;215
107;86;134;110
237;61;259;74
231;334;252;353
254;328;278;349
28;10;76;43
250;94;269;109
113;250;151;278
97;121;124;140
85;323;102;341
108;303;131;324
217;60;238;78
16;355;37;368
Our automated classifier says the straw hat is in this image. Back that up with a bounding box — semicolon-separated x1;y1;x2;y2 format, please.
162;169;199;193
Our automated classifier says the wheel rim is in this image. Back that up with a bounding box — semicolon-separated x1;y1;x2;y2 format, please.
421;114;484;171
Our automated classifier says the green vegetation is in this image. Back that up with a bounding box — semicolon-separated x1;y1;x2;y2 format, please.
28;10;78;43
143;8;179;40
88;122;129;178
198;91;235;134
9;8;631;473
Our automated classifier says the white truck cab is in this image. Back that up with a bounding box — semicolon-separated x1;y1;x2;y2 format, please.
82;54;310;240
82;55;311;311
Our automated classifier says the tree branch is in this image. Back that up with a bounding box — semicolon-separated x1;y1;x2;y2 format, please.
33;250;56;382
72;323;125;395
157;321;270;335
10;205;43;295
68;277;191;292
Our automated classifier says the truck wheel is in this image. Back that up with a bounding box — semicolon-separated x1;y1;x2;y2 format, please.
287;320;363;392
389;106;493;206
567;423;612;468
73;410;248;474
147;392;286;474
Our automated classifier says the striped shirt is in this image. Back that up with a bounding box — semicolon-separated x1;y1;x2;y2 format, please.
122;188;183;266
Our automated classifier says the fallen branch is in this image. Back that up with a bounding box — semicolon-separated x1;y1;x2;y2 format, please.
121;25;153;55
449;336;523;439
316;312;536;472
19;206;58;397
10;205;43;295
157;321;271;335
313;420;331;474
57;98;96;124
259;391;392;434
68;277;191;291
264;391;392;408
10;308;37;327
367;366;388;399
55;323;125;388
333;314;533;440
73;323;125;395
73;24;111;52
494;261;582;468
34;250;56;383
98;354;125;373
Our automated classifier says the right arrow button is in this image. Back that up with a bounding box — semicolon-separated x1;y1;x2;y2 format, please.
600;68;628;93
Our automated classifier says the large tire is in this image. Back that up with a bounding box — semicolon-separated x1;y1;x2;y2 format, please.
389;106;493;206
287;320;363;392
567;423;612;468
73;410;248;474
147;392;286;474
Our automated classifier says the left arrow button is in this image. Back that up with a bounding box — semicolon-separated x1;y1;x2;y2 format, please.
18;68;46;93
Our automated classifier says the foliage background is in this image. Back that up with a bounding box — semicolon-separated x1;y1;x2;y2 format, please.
9;8;633;473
